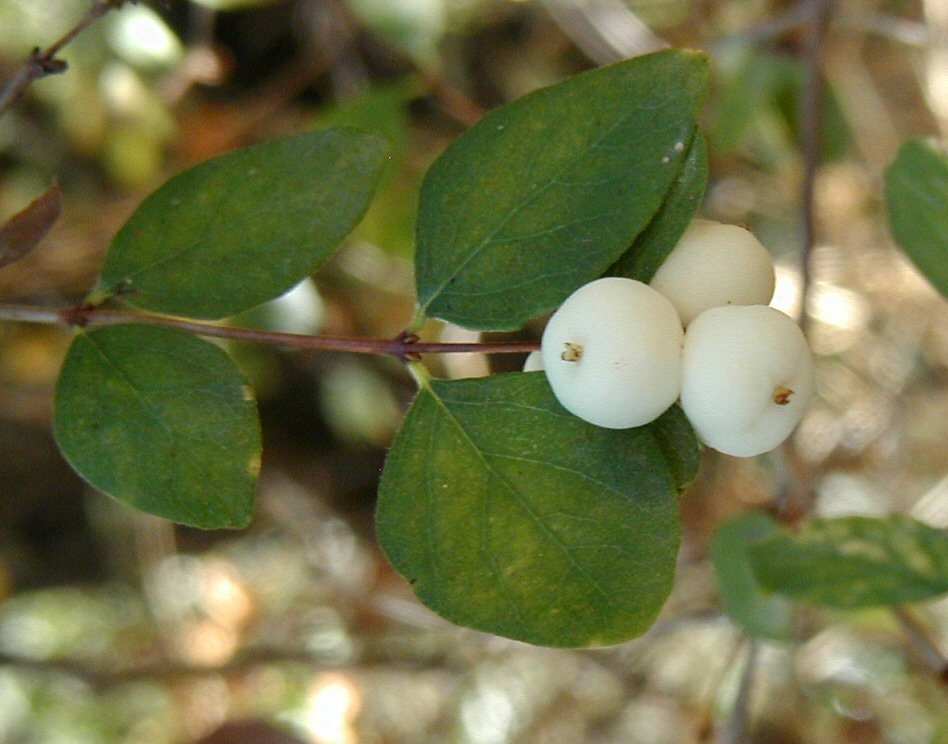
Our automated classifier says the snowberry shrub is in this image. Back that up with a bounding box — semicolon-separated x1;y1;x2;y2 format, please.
18;42;942;654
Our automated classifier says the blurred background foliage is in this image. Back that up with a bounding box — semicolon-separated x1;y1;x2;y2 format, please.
0;0;946;742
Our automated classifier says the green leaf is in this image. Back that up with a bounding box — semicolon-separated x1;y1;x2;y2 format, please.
376;372;694;647
711;48;849;166
650;403;700;494
316;80;421;259
611;130;707;282
54;324;261;529
749;515;948;608
415;49;709;330
885;139;948;297
93;129;388;319
316;80;417;173
711;512;793;640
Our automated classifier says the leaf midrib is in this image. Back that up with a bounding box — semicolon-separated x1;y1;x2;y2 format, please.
416;394;530;630
755;545;948;595
424;386;617;606
418;103;693;316
82;332;238;471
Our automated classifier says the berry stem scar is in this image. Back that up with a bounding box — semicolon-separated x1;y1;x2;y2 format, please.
561;342;583;362
773;386;794;405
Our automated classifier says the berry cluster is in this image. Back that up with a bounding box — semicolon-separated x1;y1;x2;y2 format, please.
528;220;815;458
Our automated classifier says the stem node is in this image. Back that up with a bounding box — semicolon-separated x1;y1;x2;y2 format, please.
394;331;423;363
61;305;91;328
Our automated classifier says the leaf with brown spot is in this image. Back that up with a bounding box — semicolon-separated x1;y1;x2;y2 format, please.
0;182;62;270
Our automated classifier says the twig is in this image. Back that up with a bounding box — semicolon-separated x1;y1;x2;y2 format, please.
418;70;487;128
0;646;447;691
539;0;668;66
716;638;759;744
324;0;483;127
837;12;928;47
799;0;834;337
722;1;816;45
0;0;132;118
893;606;948;683
775;0;835;519
0;302;539;359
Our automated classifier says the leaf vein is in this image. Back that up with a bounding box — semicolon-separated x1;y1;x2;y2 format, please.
426;391;616;606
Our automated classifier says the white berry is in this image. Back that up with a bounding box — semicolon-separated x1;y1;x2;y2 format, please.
541;277;684;429
650;219;775;326
681;305;814;457
523;350;544;372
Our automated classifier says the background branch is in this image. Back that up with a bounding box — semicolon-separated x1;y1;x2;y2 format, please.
0;646;448;691
0;0;132;118
800;0;834;336
716;638;759;744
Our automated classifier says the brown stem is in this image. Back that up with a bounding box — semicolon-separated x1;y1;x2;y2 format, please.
775;0;835;522
0;302;539;359
800;0;834;337
418;69;487;127
0;0;133;117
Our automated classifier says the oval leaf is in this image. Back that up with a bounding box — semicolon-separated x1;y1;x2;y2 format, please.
749;515;948;608
54;324;261;529
376;372;696;647
415;49;709;330
611;130;707;282
711;50;849;164
93;129;388;319
885;138;948;297
711;512;794;640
